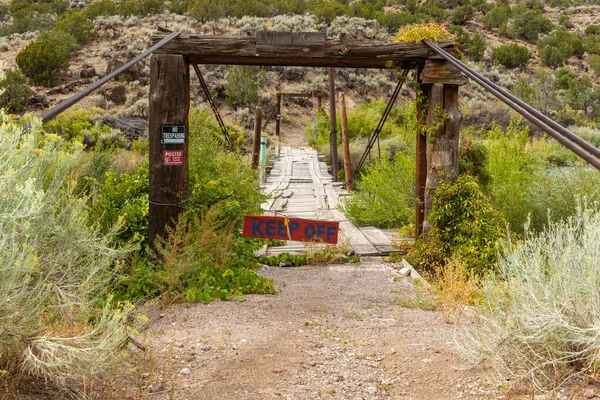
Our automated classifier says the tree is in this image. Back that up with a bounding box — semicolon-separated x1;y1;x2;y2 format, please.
467;32;486;62
492;44;531;68
56;10;95;45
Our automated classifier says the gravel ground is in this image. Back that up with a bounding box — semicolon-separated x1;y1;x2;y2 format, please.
119;257;505;400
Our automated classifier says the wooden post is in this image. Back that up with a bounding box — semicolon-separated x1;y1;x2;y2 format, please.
317;95;322;111
415;82;428;237
423;83;461;232
275;93;281;137
148;54;190;248
252;106;262;169
339;92;353;191
328;67;339;182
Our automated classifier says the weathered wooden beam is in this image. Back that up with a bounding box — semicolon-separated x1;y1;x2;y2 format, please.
148;54;190;248
423;84;461;232
329;67;339;182
151;33;456;68
257;32;325;57
339;92;353;191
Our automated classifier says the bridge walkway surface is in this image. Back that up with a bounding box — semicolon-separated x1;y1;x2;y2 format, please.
260;146;406;256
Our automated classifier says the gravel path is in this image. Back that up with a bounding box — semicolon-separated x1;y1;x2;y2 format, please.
128;257;499;399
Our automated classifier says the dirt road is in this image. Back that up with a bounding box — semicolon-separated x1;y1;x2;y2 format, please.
128;257;498;400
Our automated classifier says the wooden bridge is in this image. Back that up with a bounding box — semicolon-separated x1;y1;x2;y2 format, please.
260;146;403;256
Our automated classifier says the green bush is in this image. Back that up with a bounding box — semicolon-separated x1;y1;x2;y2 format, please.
466;31;486;62
584;34;600;55
16;30;77;87
538;29;584;67
409;175;507;276
117;0;141;16
88;162;149;244
464;206;600;390
491;43;531;68
342;150;416;228
588;54;600;75
140;0;164;15
225;65;265;107
483;3;510;31
585;24;600;35
485;121;543;233
451;4;473;25
56;10;95;45
511;10;552;43
0;67;30;113
9;8;54;34
84;0;117;19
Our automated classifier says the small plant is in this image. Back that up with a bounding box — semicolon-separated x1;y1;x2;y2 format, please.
0;67;30;113
491;43;531;68
538;29;584;67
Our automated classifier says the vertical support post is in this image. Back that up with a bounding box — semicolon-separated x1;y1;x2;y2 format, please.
259;136;267;183
328;67;339;182
317;95;322;111
415;82;429;238
423;83;461;232
252;106;262;169
148;54;190;248
339;92;353;191
275;93;281;137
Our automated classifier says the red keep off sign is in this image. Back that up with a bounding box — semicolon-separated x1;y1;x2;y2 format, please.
243;215;339;244
163;150;183;166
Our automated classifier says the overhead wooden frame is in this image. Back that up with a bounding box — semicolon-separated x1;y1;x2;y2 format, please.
148;31;467;246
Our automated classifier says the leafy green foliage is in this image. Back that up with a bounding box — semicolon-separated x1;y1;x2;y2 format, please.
491;43;531;68
16;30;77;86
84;0;117;19
225;65;265;107
55;10;95;45
511;10;552;43
343;150;416;228
466;32;486;62
88;162;149;245
485;122;543;233
410;175;507;276
538;29;584;67
587;54;600;75
483;3;511;32
451;4;473;25
0;67;30;113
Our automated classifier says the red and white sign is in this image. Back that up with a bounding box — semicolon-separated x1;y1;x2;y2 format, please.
163;150;183;166
243;215;339;244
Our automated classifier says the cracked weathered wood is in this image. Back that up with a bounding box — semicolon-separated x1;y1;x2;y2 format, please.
152;33;458;69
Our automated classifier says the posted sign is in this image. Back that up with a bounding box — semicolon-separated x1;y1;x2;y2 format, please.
243;215;339;244
163;150;183;166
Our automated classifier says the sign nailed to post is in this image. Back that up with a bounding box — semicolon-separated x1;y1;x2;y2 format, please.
163;150;183;166
243;215;339;244
161;124;186;144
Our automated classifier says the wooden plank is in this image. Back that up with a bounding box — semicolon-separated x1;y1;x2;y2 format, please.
148;54;189;248
257;32;325;57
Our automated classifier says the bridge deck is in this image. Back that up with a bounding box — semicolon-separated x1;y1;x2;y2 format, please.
261;147;407;256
